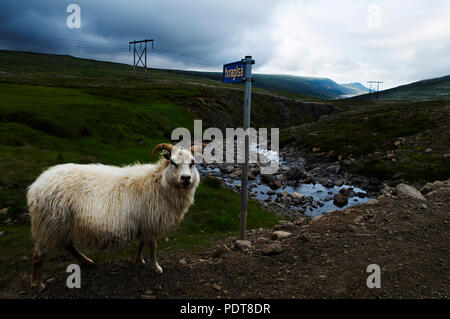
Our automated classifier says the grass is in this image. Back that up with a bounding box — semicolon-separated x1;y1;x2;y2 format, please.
0;177;276;285
281;100;450;183
0;51;282;286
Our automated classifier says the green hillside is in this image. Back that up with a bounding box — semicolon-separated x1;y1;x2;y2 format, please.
165;70;357;99
352;75;450;101
0;50;286;283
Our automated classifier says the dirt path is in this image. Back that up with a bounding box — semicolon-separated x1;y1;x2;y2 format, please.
1;184;449;299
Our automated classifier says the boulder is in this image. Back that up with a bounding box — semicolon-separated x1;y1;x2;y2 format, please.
261;243;284;256
292;192;305;201
287;166;304;180
235;240;252;250
334;179;343;187
333;194;348;207
261;174;274;184
269;179;282;190
254;237;267;249
272;230;291;240
396;183;426;201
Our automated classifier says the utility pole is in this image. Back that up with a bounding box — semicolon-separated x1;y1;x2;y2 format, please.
240;56;254;240
129;39;154;73
367;81;383;100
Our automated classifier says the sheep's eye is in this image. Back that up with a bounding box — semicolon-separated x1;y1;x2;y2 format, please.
170;160;178;169
189;161;194;168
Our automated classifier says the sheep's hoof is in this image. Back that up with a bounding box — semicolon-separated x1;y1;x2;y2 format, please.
136;258;146;266
31;282;46;293
154;264;163;274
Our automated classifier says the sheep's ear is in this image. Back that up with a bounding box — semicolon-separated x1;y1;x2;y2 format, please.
162;150;171;160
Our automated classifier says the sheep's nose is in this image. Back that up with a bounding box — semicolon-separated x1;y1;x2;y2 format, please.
181;175;191;182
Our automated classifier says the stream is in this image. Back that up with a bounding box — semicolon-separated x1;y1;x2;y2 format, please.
197;144;372;217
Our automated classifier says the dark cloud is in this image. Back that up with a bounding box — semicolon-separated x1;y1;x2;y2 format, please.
0;0;277;69
0;1;449;87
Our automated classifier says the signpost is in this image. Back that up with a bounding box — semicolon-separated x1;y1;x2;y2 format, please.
223;56;255;240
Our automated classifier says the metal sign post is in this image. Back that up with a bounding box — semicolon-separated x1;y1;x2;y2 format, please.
223;56;255;240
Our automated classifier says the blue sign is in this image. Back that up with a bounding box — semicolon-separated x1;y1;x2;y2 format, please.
223;60;245;83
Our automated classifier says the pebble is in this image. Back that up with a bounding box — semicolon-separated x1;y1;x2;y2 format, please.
235;240;252;250
262;243;284;255
179;258;187;265
272;231;291;240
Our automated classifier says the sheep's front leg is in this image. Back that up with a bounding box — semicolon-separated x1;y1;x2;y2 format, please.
147;238;163;273
135;241;146;265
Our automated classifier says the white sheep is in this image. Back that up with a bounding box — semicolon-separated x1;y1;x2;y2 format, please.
27;143;200;291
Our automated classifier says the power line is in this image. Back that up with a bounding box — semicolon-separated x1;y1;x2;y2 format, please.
0;31;223;69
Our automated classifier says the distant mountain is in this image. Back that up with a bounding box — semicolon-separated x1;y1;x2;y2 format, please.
168;70;360;99
339;82;369;96
351;75;450;101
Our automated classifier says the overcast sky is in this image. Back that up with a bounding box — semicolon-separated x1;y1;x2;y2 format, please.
1;0;449;88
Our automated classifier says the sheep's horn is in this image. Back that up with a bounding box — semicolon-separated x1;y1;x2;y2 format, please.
152;143;174;158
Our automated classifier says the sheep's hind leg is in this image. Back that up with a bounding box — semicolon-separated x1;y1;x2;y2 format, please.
65;243;95;266
31;249;45;293
135;241;146;265
147;238;163;273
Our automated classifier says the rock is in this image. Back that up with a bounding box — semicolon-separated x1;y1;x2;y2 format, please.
212;283;222;292
425;148;433;153
292;192;305;201
387;153;395;159
334;179;343;187
212;244;230;257
21;256;29;261
333;194;348;207
342;160;352;166
293;217;306;225
261;174;274;184
179;258;187;265
272;230;291;240
280;222;296;231
262;243;284;256
0;231;5;237
141;294;156;299
297;234;311;242
235;240;252;250
432;181;444;191
267;190;276;196
254;237;267;249
269;179;282;190
396;183;426;201
0;208;8;215
46;277;56;284
366;199;378;206
287;167;304;180
420;182;433;194
224;165;236;174
339;187;352;196
317;177;328;186
356;192;366;198
327;165;340;174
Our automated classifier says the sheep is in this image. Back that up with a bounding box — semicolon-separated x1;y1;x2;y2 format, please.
27;143;200;292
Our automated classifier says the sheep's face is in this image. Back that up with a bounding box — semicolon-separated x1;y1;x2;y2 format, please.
163;147;199;189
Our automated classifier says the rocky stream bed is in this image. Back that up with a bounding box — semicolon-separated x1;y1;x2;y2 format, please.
197;145;382;218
